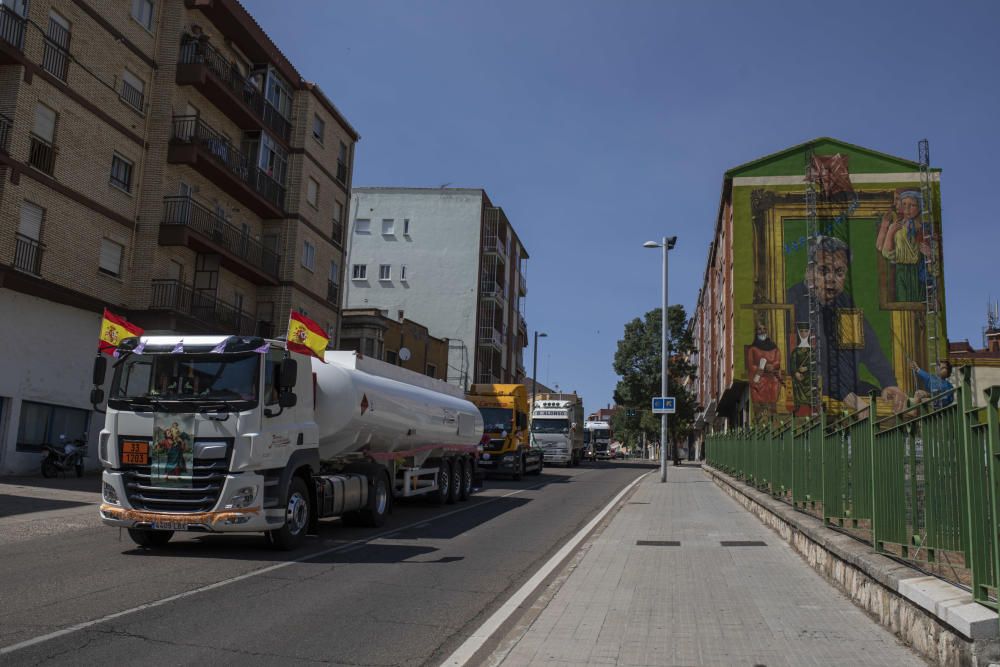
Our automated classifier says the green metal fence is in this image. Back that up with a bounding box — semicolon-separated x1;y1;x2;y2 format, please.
705;370;1000;611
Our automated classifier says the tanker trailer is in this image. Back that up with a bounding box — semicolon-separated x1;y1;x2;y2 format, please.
93;335;484;550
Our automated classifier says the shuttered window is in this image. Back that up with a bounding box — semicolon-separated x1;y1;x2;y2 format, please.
18;202;43;240
99;239;123;277
33;104;56;142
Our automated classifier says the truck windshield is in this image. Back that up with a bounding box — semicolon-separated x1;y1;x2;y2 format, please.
110;353;259;408
594;429;610;440
532;419;569;434
479;407;513;432
583;431;591;444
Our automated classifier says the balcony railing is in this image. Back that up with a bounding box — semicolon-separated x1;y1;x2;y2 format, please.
519;270;527;295
171;115;285;212
28;134;56;175
482;234;508;258
178;35;291;142
478;327;503;350
331;219;344;246
41;23;70;81
120;79;144;112
327;280;340;305
480;281;506;304
149;279;256;335
0;113;10;154
0;5;25;52
14;234;43;275
162;196;280;278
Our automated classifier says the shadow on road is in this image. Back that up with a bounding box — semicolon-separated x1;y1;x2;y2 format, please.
388;496;529;541
0;494;92;518
0;473;102;494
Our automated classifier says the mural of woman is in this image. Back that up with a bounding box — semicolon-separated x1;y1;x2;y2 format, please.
748;322;782;417
876;191;932;302
789;321;814;416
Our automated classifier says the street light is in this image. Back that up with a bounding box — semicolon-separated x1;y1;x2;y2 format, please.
531;331;548;408
644;236;677;483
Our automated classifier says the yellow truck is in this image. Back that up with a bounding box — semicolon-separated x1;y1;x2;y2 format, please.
466;384;543;479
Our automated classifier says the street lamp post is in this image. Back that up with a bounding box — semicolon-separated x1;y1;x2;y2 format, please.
531;331;548;408
644;236;676;483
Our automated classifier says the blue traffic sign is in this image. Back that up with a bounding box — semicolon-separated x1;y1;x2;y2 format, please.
651;397;676;414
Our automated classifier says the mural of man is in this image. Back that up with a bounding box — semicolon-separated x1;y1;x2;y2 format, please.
787;236;907;413
747;322;782;417
876;191;933;302
790;321;813;415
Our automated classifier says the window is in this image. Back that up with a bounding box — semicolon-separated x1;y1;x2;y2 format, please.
33;103;56;142
120;69;145;111
400;265;408;281
379;264;391;281
426;363;437;378
332;201;344;244
43;11;71;81
329;260;340;284
99;238;124;277
403;218;410;235
234;291;244;314
258;133;287;185
312;114;324;144
265;70;292;119
385;350;398;365
306;177;319;208
110;153;133;192
381;219;394;235
18;201;43;241
336;141;348;182
354;218;370;234
352;264;367;280
301;239;315;271
131;0;154;31
16;400;90;453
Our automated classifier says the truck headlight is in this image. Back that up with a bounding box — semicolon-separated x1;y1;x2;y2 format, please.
103;482;119;504
225;486;256;509
99;432;111;465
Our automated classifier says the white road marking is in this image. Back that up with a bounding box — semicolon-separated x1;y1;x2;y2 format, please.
0;479;558;656
441;470;651;666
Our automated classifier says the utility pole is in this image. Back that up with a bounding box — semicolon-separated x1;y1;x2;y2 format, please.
644;236;676;482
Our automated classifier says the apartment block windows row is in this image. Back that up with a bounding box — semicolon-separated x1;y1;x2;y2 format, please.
131;0;155;32
349;264;408;283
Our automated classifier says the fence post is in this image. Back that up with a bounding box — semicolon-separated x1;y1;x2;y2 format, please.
868;393;879;550
983;385;1000;624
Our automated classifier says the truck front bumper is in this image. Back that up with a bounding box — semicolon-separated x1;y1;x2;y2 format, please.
477;455;518;474
99;470;277;533
543;452;571;464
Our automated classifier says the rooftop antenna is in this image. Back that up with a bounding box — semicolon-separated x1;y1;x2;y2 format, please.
439;182;452;189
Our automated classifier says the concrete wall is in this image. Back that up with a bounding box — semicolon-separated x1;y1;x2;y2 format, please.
345;189;484;388
0;290;106;475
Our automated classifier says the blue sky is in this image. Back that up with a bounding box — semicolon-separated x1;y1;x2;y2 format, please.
245;0;1000;415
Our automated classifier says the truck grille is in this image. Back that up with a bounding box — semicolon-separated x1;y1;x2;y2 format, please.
118;438;232;513
484;438;506;452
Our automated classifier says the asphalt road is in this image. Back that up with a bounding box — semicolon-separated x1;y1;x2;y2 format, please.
0;461;652;666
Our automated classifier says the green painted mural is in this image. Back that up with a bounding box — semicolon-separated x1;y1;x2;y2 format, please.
728;139;947;419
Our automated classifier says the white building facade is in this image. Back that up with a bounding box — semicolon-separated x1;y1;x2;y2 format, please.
345;188;528;389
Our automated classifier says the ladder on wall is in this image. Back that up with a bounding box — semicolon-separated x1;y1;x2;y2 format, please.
918;139;941;373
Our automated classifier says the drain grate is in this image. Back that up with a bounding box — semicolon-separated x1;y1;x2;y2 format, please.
720;540;767;547
636;540;681;547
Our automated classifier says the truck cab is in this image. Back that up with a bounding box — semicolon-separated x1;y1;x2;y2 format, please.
585;420;612;460
466;384;543;479
530;393;584;467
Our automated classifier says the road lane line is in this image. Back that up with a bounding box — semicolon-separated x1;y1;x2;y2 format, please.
441;470;651;666
0;478;560;656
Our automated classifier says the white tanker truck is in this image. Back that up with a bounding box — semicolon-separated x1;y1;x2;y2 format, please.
90;335;484;549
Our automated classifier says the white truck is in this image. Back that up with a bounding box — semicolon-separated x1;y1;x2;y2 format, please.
584;420;612;460
530;393;584;466
90;335;484;549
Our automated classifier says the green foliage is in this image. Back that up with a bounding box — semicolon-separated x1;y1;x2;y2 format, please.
611;305;697;446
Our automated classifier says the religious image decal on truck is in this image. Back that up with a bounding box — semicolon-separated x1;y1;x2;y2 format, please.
151;415;194;487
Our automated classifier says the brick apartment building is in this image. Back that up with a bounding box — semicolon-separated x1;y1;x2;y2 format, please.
338;307;450;382
0;0;358;473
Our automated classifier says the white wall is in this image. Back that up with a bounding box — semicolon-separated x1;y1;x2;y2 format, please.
0;290;106;475
345;189;483;388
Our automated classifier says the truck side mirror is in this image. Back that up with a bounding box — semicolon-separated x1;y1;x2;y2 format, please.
279;358;298;390
278;392;297;408
92;356;107;386
90;388;104;405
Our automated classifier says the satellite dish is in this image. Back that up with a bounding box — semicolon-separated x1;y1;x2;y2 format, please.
399;347;411;361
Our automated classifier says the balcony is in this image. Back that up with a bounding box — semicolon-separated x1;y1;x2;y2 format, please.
327;280;340;306
480;281;506;306
159;196;280;284
0;5;26;65
28;134;56;176
168;115;285;217
148;279;256;335
519;270;527;296
0;113;10;154
478;326;503;351
176;35;291;142
482;234;508;259
41;22;70;82
517;313;527;337
14;234;43;275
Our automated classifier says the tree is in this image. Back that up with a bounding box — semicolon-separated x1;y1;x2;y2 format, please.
611;305;697;448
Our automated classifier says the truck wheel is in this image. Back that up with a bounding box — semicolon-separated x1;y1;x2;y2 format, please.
511;455;523;481
458;457;472;500
529;455;543;476
269;476;310;550
128;529;173;548
431;460;451;505
41;458;57;478
447;458;461;504
358;471;391;527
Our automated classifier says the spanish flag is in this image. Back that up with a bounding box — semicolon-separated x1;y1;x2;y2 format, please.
286;311;329;362
98;308;144;356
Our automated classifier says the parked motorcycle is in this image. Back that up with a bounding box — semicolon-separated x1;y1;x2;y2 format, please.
40;434;87;478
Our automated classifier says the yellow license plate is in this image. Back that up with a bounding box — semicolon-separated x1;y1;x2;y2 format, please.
122;440;149;465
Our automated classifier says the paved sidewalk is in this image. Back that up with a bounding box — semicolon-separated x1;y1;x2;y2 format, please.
495;464;924;666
